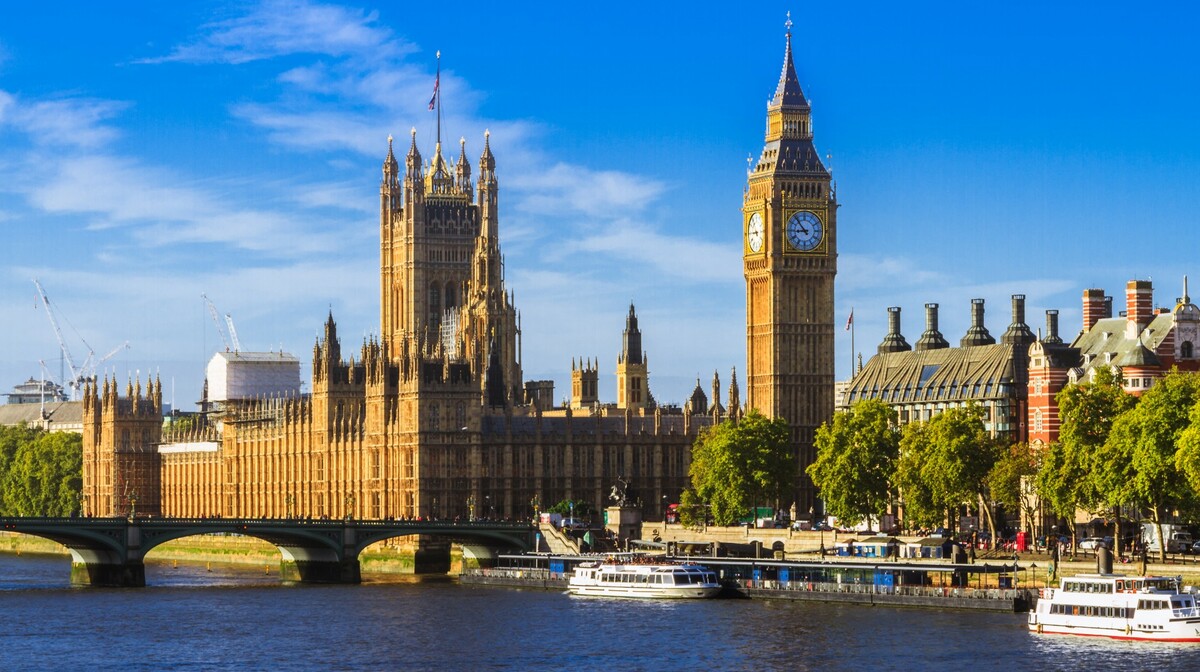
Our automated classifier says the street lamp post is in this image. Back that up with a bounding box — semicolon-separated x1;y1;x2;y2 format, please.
663;495;669;525
467;494;476;522
485;494;492;521
285;494;294;520
344;493;355;521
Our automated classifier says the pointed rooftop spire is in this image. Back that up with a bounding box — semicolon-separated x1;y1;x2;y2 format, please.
771;11;808;109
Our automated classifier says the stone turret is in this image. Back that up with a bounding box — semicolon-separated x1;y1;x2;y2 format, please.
877;307;912;354
914;303;949;352
1042;310;1063;345
1000;294;1035;348
960;298;996;347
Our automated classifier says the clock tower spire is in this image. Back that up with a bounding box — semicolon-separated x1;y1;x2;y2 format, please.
742;13;838;514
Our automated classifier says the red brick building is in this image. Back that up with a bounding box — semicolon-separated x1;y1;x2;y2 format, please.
1027;278;1200;447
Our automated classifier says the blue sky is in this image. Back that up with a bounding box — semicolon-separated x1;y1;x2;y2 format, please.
2;1;1200;409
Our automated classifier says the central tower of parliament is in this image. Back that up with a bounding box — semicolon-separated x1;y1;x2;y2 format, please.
81;23;835;530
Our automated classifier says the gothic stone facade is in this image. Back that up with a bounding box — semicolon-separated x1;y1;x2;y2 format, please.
82;30;820;523
742;26;838;514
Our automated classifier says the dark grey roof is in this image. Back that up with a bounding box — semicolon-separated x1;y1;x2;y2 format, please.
0;401;83;431
844;343;1018;405
772;34;808;108
1070;314;1173;375
1117;341;1161;367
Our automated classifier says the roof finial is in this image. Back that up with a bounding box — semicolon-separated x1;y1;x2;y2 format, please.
785;10;793;35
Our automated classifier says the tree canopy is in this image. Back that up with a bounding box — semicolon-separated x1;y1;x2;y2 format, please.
808;399;899;527
684;410;793;527
895;405;998;530
1036;366;1136;519
987;441;1038;527
1106;370;1200;559
547;499;594;517
0;423;82;516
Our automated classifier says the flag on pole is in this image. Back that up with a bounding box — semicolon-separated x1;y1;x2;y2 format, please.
428;50;440;111
845;308;854;331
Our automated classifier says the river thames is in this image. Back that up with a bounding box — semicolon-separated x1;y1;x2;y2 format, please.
2;554;1199;671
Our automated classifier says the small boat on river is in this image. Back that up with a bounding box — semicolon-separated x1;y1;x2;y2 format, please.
1029;573;1200;642
567;560;720;599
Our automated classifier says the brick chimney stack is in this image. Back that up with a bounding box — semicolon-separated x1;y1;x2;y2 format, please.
1126;280;1154;339
1082;289;1106;333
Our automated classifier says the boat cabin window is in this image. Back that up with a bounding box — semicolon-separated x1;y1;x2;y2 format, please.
1063;580;1112;593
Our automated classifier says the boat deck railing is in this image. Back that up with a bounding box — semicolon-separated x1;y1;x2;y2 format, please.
748;579;1027;601
1172;606;1200;619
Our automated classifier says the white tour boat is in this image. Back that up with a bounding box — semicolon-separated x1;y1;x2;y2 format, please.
568;560;721;599
1029;573;1200;642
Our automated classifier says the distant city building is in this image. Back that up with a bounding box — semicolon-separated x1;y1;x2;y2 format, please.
0;400;82;433
5;377;67;405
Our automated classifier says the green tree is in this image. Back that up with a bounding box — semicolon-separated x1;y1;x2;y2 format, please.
987;442;1038;534
0;424;82;516
547;499;594;517
1175;397;1200;497
1108;370;1200;561
896;405;998;531
1037;367;1136;545
684;410;792;527
808;399;899;528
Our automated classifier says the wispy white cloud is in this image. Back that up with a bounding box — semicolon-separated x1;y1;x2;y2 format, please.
28;154;344;256
139;0;408;65
561;217;740;284
0;90;128;149
508;163;666;219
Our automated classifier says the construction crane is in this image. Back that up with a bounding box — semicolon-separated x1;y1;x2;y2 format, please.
202;294;241;352
225;314;242;352
97;341;131;368
34;279;89;400
32;279;128;400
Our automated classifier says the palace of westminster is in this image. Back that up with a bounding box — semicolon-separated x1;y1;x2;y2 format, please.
76;23;1200;529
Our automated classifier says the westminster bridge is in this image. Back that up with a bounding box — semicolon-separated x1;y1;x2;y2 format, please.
0;517;537;587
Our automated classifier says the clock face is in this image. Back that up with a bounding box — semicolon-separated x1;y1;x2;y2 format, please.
746;213;764;253
786;211;823;251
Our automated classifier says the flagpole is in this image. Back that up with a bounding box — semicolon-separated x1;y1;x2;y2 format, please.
435;50;441;146
850;307;855;379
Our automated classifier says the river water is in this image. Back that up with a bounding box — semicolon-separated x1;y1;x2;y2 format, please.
1;554;1198;671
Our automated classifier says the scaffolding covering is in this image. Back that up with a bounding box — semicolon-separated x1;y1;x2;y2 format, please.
205;351;301;402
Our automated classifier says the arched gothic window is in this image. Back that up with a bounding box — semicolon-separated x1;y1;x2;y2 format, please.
428;282;441;328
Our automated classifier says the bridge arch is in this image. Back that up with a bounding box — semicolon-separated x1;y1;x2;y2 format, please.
1;517;536;586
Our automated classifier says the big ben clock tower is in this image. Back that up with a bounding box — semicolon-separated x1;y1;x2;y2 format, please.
743;15;837;514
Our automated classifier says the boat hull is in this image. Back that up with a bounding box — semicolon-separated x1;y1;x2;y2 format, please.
567;584;720;599
1028;621;1200;643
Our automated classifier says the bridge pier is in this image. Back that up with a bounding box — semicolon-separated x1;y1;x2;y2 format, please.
413;536;452;574
68;550;146;587
278;546;361;584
